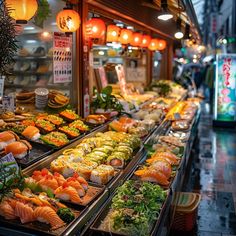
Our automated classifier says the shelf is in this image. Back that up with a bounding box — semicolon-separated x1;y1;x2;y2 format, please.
13;56;53;61
4;84;71;90
7;71;52;76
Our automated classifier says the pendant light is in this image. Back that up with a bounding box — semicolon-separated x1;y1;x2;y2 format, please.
86;18;106;39
140;35;151;47
56;5;81;33
106;25;120;42
156;39;167;50
158;0;173;21
5;0;38;24
119;29;133;45
130;33;143;47
174;0;183;39
148;39;159;51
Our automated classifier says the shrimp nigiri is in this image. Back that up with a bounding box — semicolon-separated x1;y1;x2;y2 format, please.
54;184;82;204
34;206;65;229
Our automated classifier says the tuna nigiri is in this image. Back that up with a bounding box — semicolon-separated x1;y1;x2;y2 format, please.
135;168;169;185
34;206;65;229
54;184;82;204
0;131;19;150
66;177;85;197
15;201;35;223
22;126;40;141
0;200;17;220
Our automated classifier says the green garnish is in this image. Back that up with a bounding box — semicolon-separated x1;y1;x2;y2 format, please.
57;208;75;223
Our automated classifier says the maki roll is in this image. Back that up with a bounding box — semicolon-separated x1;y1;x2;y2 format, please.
90;164;115;185
114;146;133;156
107;152;128;168
22;126;40;141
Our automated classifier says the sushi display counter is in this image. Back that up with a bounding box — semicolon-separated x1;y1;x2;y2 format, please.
0;95;201;236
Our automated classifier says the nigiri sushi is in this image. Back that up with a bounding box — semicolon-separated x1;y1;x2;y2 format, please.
151;151;180;165
4;140;32;159
66;177;85;197
150;160;172;179
15;201;35;223
54;172;66;186
32;168;52;182
38;175;59;192
34;206;65;229
135;168;169;185
0;200;17;220
54;184;82;204
0;131;19;150
72;173;88;191
22;126;40;141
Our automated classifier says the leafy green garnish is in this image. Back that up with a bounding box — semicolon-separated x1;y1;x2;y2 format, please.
57;208;75;223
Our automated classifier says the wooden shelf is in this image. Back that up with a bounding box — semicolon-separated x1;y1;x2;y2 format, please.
4;84;71;90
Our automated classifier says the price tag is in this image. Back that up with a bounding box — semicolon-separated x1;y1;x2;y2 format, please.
0;153;20;190
174;112;181;120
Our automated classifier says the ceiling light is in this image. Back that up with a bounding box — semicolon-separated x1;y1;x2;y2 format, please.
158;0;173;21
174;18;183;39
24;26;35;30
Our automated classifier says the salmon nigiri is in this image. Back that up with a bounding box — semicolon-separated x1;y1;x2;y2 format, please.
32;168;52;182
72;173;88;191
54;172;66;186
54;184;82;204
38;175;59;192
151;151;179;165
15;201;35;223
0;200;17;219
135;168;169;185
34;206;65;229
66;177;85;197
150;160;172;179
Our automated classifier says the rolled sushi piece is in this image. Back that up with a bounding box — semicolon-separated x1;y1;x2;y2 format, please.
90;164;115;185
22;126;40;141
75;162;95;180
114;146;133;156
107;152;127;168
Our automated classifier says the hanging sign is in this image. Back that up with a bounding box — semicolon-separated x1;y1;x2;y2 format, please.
214;54;236;121
53;32;72;83
115;64;127;95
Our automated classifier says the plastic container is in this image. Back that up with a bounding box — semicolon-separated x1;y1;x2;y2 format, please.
172;192;201;231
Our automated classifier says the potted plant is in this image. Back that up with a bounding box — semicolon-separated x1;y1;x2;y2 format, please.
91;86;123;119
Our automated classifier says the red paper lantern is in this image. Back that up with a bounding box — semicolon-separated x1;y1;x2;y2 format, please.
56;9;80;33
86;18;106;38
106;25;120;42
148;39;159;51
130;33;143;46
140;35;151;47
156;39;167;50
119;29;133;44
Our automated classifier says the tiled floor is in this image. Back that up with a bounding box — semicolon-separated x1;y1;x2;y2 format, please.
170;103;236;236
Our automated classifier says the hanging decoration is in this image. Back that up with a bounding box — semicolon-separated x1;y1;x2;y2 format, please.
0;0;18;75
140;35;151;47
156;39;167;50
5;0;38;24
106;25;120;42
86;18;106;39
119;29;133;45
130;33;143;47
56;8;81;33
148;39;159;51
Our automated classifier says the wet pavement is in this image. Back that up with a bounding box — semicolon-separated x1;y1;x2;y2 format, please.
170;103;236;236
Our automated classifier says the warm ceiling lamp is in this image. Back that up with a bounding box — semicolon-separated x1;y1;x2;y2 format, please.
86;18;106;38
158;0;173;21
140;35;151;47
174;18;183;39
106;25;120;42
148;39;159;51
130;33;143;46
156;39;167;50
119;29;133;44
5;0;38;24
56;8;81;33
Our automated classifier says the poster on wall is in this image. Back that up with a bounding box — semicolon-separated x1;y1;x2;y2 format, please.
53;32;72;83
115;65;127;95
214;54;236;122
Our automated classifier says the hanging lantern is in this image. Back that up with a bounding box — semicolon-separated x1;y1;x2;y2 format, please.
148;39;159;51
119;29;133;45
56;8;81;33
86;18;106;39
156;39;167;50
106;25;120;42
140;35;151;47
5;0;38;24
130;33;143;47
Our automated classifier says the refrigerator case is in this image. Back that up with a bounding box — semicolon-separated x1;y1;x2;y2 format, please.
213;54;236;126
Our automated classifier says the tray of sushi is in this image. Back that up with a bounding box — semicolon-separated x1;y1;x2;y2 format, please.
0;167;106;235
89;180;168;236
0;130;53;168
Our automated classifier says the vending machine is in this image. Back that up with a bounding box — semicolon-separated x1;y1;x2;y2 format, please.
213;54;236;127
